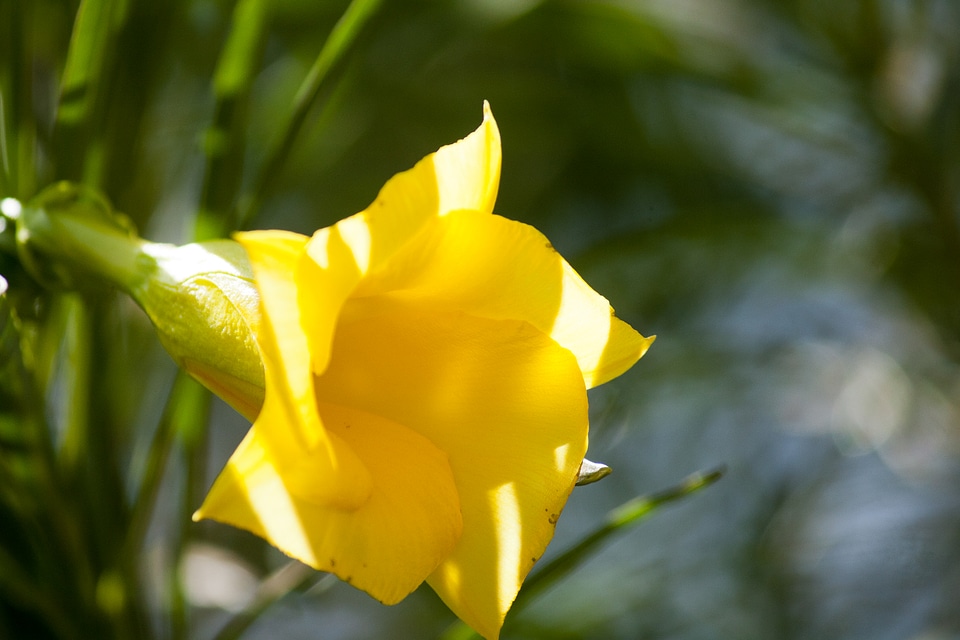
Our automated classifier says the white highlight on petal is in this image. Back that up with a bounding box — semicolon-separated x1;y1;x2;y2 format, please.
310;227;332;268
246;466;317;566
338;215;372;274
493;482;521;612
554;442;571;474
551;262;612;386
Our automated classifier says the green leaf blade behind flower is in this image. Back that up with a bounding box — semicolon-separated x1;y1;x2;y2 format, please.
54;0;127;183
238;0;384;229
196;0;270;241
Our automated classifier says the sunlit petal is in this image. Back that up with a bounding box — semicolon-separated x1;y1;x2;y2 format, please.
296;104;501;375
354;210;654;388
194;401;462;605
315;302;588;638
234;230;371;508
200;104;650;640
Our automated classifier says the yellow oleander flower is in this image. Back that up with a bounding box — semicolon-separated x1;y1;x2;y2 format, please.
194;103;654;639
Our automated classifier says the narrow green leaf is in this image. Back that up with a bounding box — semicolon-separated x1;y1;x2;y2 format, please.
0;275;17;381
54;0;126;182
123;372;193;561
0;91;13;196
171;377;212;640
195;0;270;240
439;466;726;640
213;0;270;99
0;0;26;196
57;0;121;127
519;466;725;608
237;0;382;229
57;295;92;477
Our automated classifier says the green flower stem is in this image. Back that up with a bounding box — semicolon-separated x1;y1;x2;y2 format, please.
18;184;265;409
17;184;146;293
47;214;143;287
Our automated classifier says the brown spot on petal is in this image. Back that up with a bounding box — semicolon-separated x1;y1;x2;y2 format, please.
548;513;559;525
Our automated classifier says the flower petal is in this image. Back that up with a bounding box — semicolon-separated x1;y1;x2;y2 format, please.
295;103;501;375
193;401;462;605
431;100;501;218
315;302;589;639
353;100;500;257
234;230;371;508
355;210;654;388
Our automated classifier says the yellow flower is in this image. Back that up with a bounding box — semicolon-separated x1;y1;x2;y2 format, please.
194;103;654;639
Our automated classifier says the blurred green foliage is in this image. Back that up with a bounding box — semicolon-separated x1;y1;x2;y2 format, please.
3;0;960;639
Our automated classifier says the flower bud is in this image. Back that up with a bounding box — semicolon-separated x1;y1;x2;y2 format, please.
132;240;264;419
16;182;265;419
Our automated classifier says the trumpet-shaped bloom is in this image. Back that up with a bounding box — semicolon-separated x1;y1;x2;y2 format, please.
194;103;654;639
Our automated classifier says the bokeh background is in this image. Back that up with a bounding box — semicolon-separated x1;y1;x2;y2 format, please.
4;1;960;639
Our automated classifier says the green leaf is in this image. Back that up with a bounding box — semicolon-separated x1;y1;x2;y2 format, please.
237;0;382;229
195;0;270;241
57;0;116;126
54;0;128;183
213;0;270;99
